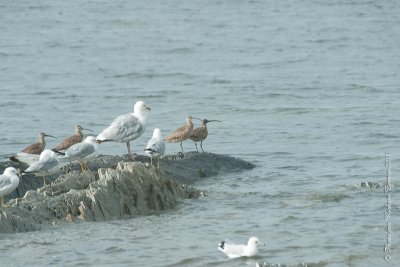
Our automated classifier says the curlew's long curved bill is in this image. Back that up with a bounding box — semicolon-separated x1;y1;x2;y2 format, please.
44;134;57;139
82;128;94;132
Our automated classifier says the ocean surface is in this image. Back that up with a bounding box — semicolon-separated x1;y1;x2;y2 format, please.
1;0;399;266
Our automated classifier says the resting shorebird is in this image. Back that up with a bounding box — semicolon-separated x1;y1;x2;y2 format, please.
10;132;57;165
190;119;220;153
23;149;65;186
145;128;166;168
96;101;151;155
64;136;99;172
0;167;21;206
164;115;197;153
218;237;265;259
52;125;93;152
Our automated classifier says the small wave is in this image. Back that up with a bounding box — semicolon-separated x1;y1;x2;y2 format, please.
280;215;299;223
309;192;350;203
164;256;204;267
6;240;55;249
257;261;328;267
271;107;311;115
113;71;194;80
102;246;127;254
158;47;194;54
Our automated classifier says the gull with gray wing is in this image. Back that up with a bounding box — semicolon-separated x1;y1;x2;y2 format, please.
96;101;151;155
23;149;67;186
145;128;166;168
0;167;21;206
218;237;265;259
64;136;99;172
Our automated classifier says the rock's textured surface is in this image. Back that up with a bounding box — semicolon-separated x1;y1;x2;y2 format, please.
0;152;255;233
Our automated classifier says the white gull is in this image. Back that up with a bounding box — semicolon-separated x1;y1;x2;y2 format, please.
96;101;151;155
145;128;166;168
64;136;99;172
218;237;265;258
0;167;20;206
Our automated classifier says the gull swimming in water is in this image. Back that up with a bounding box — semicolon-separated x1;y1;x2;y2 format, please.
190;119;220;153
23;149;66;186
218;237;265;258
52;125;93;152
0;167;21;206
9;132;57;165
145;128;166;168
64;136;99;172
96;101;151;155
164;115;197;153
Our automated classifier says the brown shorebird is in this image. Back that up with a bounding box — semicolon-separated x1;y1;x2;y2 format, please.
52;125;93;152
10;132;57;165
164;115;197;153
20;132;57;154
96;101;151;155
190;119;221;153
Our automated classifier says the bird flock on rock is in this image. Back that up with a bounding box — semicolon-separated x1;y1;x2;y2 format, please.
1;100;220;206
0;101;267;262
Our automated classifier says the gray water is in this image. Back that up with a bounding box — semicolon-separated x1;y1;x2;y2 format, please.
1;0;399;266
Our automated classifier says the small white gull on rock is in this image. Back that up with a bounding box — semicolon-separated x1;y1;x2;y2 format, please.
0;167;20;206
145;128;166;168
64;136;99;172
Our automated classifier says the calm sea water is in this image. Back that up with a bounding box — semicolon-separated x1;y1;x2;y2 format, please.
1;0;399;266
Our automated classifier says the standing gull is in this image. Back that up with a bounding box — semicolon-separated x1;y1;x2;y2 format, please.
10;132;57;165
52;125;93;152
190;119;220;153
218;237;265;258
145;128;166;168
23;149;66;186
64;136;99;172
96;101;151;155
164;115;196;153
0;167;20;206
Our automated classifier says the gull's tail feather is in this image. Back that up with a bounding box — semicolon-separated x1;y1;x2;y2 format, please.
218;241;225;250
51;149;65;156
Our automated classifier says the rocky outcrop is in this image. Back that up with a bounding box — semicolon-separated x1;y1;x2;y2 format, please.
0;152;255;233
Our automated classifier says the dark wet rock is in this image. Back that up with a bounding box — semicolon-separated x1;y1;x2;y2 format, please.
0;152;255;233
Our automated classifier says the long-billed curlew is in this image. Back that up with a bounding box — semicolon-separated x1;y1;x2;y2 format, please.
52;125;93;152
164;115;196;153
10;132;57;165
190;119;220;153
21;132;56;154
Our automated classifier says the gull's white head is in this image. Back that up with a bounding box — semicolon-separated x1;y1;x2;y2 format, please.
152;128;162;139
84;136;97;144
134;101;151;116
4;167;20;177
248;237;265;248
